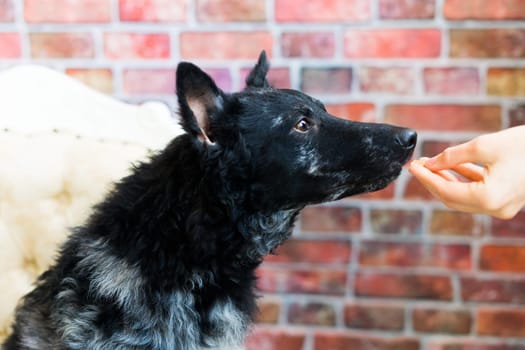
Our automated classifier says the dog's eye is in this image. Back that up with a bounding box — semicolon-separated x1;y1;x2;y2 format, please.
294;119;311;133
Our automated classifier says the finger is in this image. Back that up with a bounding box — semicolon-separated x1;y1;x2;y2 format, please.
410;160;456;192
409;163;446;199
442;200;487;216
410;161;451;190
451;163;485;182
414;157;485;182
436;169;463;182
410;161;482;207
410;160;468;183
424;137;496;172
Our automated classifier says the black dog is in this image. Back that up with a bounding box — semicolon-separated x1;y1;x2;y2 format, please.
4;51;416;350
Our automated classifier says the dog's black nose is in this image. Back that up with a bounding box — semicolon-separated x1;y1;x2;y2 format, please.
395;129;417;149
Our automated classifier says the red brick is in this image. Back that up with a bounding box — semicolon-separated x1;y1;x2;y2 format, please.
25;0;111;22
510;104;525;127
288;302;336;326
384;104;501;132
369;209;423;235
0;33;20;58
285;268;348;295
450;29;525;58
126;68;231;94
204;68;232;92
256;266;280;293
344;29;441;58
428;340;525;350
413;308;472;334
239;67;290;89
314;331;419;350
180;32;272;60
355;272;453;300
360;241;471;270
488;68;525;96
105;33;170;60
424;67;480;95
197;0;266;22
245;327;305;350
325;103;376;123
0;0;14;21
29;33;94;58
461;276;525;304
281;32;335;58
122;69;175;95
256;298;280;324
477;308;525;337
422;141;460;158
404;176;435;201
257;266;348;295
492;211;525;238
119;0;187;22
275;0;370;22
480;245;525;272
66;68;113;94
430;210;486;237
445;0;525;19
379;0;435;19
265;239;352;264
301;67;352;94
344;303;405;331
300;206;361;233
359;67;416;95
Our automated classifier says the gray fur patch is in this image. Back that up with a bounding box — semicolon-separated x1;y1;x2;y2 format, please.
81;239;145;309
241;209;297;258
296;143;322;175
50;240;204;349
204;299;248;349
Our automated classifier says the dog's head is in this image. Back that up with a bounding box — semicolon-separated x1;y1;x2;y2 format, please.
176;51;416;211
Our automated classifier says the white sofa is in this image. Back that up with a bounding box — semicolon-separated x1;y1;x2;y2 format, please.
0;65;183;340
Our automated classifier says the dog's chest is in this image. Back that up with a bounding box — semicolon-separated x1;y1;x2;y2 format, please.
56;287;247;350
63;243;250;349
201;299;249;349
142;294;248;350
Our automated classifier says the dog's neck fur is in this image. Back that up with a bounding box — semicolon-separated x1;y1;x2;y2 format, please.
88;134;298;270
78;134;298;342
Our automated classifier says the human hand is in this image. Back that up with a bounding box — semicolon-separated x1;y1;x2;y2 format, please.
409;125;525;219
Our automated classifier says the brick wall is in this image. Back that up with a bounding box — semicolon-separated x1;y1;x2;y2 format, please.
1;0;525;349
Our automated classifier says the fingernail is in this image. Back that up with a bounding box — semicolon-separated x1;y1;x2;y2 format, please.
425;157;437;167
410;159;421;167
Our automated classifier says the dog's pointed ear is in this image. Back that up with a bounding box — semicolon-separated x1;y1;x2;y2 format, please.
245;50;270;88
176;62;224;144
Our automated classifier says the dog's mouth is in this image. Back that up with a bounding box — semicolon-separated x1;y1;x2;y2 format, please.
327;159;408;201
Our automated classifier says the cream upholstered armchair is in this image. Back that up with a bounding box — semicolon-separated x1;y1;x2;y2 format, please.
0;65;183;341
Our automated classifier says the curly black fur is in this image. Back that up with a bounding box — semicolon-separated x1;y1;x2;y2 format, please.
4;51;416;350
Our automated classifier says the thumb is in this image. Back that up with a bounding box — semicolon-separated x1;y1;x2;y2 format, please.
425;137;495;171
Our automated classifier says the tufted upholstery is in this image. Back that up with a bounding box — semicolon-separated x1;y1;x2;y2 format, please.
0;65;183;340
